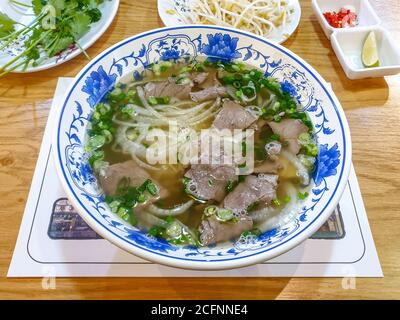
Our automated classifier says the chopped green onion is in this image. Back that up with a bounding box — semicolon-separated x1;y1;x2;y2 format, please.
233;81;242;89
204;205;218;217
137;194;146;203
121;104;135;115
297;192;309;200
148;96;158;105
225;180;238;193
283;195;292;203
108;200;121;213
216;208;234;222
101;129;113;143
145;180;159;196
298;132;318;157
272;199;281;207
88;150;104;166
86;135;106;152
92;159;107;172
166;221;183;238
176;77;193;85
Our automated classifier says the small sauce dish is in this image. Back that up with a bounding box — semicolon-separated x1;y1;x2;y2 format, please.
311;0;381;39
331;26;400;79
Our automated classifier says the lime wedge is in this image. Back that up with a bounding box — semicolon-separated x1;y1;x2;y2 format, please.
362;31;380;68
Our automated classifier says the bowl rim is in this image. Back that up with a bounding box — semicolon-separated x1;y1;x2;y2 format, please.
52;24;352;270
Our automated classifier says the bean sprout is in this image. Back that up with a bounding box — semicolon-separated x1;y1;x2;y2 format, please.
176;0;294;38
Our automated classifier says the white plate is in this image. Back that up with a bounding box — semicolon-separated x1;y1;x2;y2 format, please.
0;0;119;73
157;0;301;44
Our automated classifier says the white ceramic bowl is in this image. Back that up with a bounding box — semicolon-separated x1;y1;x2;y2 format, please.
331;26;400;79
53;25;352;270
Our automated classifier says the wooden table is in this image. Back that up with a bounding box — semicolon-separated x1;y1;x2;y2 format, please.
0;0;399;299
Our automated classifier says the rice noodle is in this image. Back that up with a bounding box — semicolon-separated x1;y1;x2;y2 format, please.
146;200;195;217
136;211;169;228
176;0;294;38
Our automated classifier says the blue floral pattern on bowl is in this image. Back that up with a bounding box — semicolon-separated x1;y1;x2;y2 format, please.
82;66;117;107
54;26;351;269
201;33;242;61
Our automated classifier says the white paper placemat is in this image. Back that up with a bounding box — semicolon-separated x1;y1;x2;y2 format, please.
8;78;383;277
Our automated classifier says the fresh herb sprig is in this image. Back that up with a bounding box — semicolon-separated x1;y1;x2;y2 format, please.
0;0;104;77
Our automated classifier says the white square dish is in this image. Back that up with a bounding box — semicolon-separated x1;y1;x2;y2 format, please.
311;0;381;39
331;26;400;79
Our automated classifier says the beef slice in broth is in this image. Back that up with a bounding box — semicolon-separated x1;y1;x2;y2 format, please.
213;100;259;130
184;164;238;202
190;86;227;102
223;174;278;213
199;215;253;246
99;160;168;198
268;119;308;154
144;78;192;100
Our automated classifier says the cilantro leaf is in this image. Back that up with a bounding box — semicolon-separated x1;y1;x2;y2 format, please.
49;0;66;14
32;0;46;16
70;12;91;39
48;35;74;56
0;12;16;38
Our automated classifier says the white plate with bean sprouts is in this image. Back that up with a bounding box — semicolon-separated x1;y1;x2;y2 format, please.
158;0;301;44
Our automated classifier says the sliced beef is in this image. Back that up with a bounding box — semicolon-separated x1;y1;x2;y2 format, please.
198;69;219;89
268;119;308;154
184;164;237;202
199;215;253;246
223;174;278;213
254;159;282;174
144;78;192;100
190;86;227;102
98;160;167;198
212;100;258;130
189;72;208;85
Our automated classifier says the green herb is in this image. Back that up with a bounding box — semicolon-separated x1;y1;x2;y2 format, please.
88;150;104;167
152;60;172;75
85;135;106;152
148;96;158;105
272;199;281;207
149;226;163;237
283;195;292;203
121;104;135;116
216;208;234;222
148;96;170;105
225;180;238;193
298;132;318;157
297;191;309;200
241;228;262;237
204;205;218;217
176;76;193;85
298;154;316;171
105;179;160;226
0;12;16;38
0;0;104;77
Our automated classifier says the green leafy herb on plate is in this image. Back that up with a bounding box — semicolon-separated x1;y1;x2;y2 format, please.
0;0;104;77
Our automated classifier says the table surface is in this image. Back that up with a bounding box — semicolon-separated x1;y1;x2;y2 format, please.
0;0;399;300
